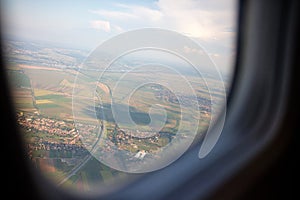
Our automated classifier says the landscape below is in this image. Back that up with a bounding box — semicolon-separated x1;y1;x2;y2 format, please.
5;40;224;192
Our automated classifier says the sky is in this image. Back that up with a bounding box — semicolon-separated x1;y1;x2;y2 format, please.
1;0;237;74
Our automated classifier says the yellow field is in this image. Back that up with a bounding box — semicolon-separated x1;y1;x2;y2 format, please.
97;82;110;94
14;97;33;104
34;88;56;96
36;99;54;104
7;65;22;70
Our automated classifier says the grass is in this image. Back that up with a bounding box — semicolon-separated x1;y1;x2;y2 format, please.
61;174;80;189
36;94;71;102
80;172;90;191
38;103;58;108
79;158;102;182
7;70;31;88
44;170;67;184
34;92;72;118
100;170;114;183
14;98;35;110
24;68;76;86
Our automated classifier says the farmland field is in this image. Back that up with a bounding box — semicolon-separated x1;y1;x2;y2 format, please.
8;60;225;191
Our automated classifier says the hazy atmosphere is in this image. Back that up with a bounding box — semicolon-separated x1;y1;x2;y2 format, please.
1;0;236;74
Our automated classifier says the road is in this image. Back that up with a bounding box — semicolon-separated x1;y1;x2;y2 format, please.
58;93;106;186
58;123;104;186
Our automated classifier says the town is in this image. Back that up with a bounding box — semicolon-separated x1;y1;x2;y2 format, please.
16;112;89;160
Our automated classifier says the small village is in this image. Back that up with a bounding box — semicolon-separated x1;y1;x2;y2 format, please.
106;125;170;155
16;112;90;159
155;89;212;115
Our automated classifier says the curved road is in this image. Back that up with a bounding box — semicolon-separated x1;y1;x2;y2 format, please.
58;84;108;186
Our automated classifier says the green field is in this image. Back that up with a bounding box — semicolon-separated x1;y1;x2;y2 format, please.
7;70;31;88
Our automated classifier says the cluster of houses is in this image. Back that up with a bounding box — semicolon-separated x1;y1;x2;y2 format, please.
16;112;91;159
107;127;160;154
26;141;88;160
155;89;212;116
17;112;79;142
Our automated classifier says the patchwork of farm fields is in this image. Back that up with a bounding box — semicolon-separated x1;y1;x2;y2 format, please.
7;63;225;192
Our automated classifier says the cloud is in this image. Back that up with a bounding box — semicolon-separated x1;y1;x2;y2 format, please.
89;9;137;20
90;0;236;40
115;3;164;22
112;24;124;33
183;46;205;55
90;4;163;23
155;0;236;40
90;20;111;32
88;0;236;72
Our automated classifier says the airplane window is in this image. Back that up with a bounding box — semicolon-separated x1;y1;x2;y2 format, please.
1;0;237;195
